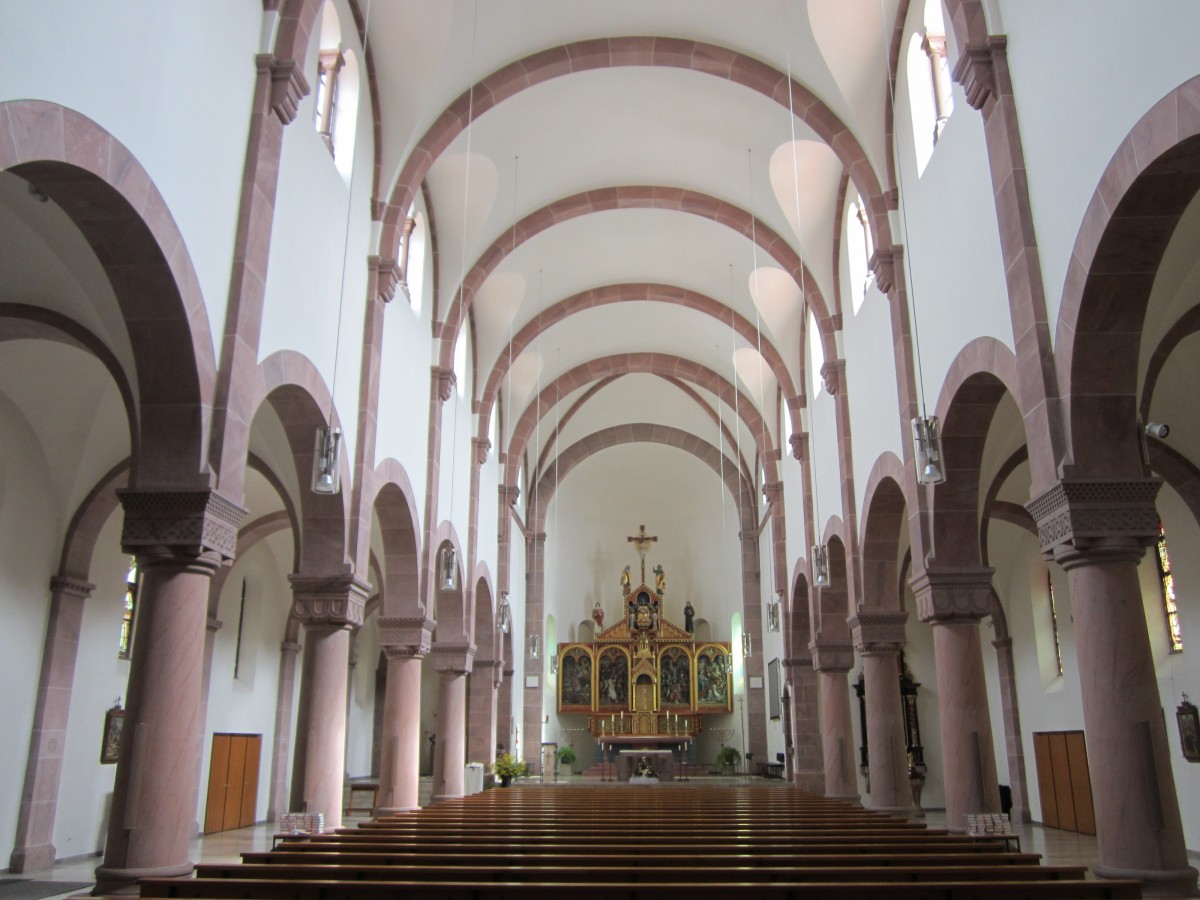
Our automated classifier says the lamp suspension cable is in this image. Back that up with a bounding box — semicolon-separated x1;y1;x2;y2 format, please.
783;7;829;585
529;267;543;661
878;0;945;485
311;0;374;495
497;154;520;634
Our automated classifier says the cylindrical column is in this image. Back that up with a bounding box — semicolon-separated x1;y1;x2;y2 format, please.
432;670;468;802
1065;553;1194;890
466;659;499;767
376;651;423;813
860;650;910;811
811;644;858;803
300;625;351;829
931;620;999;828
784;658;824;793
268;639;301;823
96;556;219;889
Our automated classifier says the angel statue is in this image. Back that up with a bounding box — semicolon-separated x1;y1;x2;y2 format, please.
620;564;632;596
654;564;665;596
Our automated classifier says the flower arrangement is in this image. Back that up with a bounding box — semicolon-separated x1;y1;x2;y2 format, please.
492;751;525;782
715;745;741;774
556;746;577;766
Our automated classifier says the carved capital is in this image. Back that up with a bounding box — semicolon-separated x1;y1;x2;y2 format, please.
433;366;456;402
48;575;94;599
869;245;901;294
473;437;492;466
528;531;547;547
921;31;948;60
910;567;995;623
951;36;1008;111
206;617;223;634
849;609;908;654
762;480;783;506
280;640;303;655
369;256;402;304
500;484;521;506
378;615;436;657
255;54;310;124
821;358;846;396
781;655;813;670
430;641;476;674
808;641;855;673
1025;477;1161;568
289;574;370;628
789;432;808;462
118;489;247;562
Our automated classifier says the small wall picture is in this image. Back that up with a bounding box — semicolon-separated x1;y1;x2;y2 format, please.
1177;698;1200;763
101;704;124;764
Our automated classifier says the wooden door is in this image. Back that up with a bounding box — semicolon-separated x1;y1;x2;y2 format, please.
203;733;262;834
635;682;654;712
1032;730;1095;835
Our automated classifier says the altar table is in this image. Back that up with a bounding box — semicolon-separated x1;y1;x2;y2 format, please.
617;748;676;781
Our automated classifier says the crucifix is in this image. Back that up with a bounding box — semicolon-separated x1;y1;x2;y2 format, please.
626;524;658;585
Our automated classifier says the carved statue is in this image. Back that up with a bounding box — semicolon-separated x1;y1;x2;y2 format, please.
620;564;631;596
654;564;665;595
592;601;604;628
684;601;695;632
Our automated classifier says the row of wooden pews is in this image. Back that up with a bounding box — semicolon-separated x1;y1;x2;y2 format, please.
138;784;1142;899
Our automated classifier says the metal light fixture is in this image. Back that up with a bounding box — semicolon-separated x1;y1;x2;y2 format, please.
549;650;558;675
911;416;946;485
497;593;511;633
811;543;830;588
742;633;753;658
310;425;342;494
528;634;540;660
767;592;781;632
439;545;458;591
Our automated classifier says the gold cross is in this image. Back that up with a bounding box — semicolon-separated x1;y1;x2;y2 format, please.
626;524;658;584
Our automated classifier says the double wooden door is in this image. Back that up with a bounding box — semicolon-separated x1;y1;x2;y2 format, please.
1032;730;1095;834
203;733;261;834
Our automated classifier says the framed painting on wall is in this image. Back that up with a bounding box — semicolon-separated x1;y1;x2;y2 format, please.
100;704;124;764
1178;698;1200;762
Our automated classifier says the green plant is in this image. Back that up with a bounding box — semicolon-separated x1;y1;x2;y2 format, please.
715;745;741;768
556;746;577;766
492;752;525;779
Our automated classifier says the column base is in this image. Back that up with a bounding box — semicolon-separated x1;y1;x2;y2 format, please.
9;842;56;873
1093;863;1198;898
94;861;194;894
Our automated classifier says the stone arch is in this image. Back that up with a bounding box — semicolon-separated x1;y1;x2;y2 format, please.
477;283;801;443
367;459;422;619
429;522;467;643
443;190;834;382
928;338;1022;568
378;37;893;280
57;461;129;583
787;567;813;663
251;350;350;575
1055;76;1200;477
816;532;851;643
859;459;911;611
472;568;496;660
1139;304;1200;424
2;101;217;487
504;353;779;488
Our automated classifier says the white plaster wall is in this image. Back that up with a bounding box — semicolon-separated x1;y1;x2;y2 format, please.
992;1;1200;338
55;513;130;858
0;0;260;360
258;13;372;469
902;599;946;813
809;384;843;535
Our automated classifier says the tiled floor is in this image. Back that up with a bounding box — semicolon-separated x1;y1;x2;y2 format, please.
12;779;1200;896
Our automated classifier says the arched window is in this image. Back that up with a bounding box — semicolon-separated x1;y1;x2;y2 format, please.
405;211;427;315
119;557;139;659
1157;522;1184;653
1047;572;1064;676
313;2;360;180
808;311;824;396
906;0;954;177
845;197;873;314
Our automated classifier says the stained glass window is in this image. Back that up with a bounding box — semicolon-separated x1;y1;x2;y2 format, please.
1047;572;1063;676
119;557;138;659
1156;523;1183;653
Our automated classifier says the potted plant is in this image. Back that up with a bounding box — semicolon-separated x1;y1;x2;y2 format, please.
556;746;578;778
492;752;524;787
716;745;741;776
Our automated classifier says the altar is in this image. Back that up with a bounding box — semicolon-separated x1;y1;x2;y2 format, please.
617;749;676;782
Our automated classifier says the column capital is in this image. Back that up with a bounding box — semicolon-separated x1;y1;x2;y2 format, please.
762;480;783;506
809;641;854;673
781;656;813;670
789;432;808;461
528;531;547;546
910;567;995;623
820;358;846;396
474;658;504;687
430;641;475;674
1025;477;1161;568
473;437;492;466
254;54;310;124
206;617;223;634
921;30;948;59
951;35;1008;111
281;640;302;655
869;245;901;294
500;484;520;505
432;366;456;402
378;615;436;657
117;488;247;563
289;573;370;628
849;609;908;654
368;255;402;304
48;575;94;599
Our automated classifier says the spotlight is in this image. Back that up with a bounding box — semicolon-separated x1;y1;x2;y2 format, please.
1144;422;1170;440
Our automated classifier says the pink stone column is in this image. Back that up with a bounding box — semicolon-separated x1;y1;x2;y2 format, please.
522;532;546;768
10;576;93;873
1027;477;1195;894
784;656;824;793
811;643;858;802
850;610;911;812
95;557;221;888
466;659;500;766
95;489;244;893
431;643;473;803
911;569;1000;831
267;638;301;823
374;615;433;814
991;635;1031;823
496;664;514;751
289;574;369;831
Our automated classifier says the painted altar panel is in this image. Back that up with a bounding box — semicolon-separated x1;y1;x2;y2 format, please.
657;645;692;709
597;646;630;708
695;643;732;711
557;645;594;712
